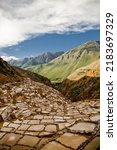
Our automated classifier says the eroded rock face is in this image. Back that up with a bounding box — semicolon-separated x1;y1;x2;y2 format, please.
0;78;100;149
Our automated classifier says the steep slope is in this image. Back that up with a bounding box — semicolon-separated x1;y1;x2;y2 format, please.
58;60;100;101
27;41;100;82
0;57;22;84
67;59;100;81
8;51;64;68
0;57;50;85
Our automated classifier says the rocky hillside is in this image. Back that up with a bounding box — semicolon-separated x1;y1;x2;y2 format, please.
8;51;64;68
0;57;50;85
27;41;100;82
58;60;100;101
0;76;100;150
0;56;100;149
0;57;21;84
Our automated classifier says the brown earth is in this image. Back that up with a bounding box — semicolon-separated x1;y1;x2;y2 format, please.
56;60;100;102
0;58;50;85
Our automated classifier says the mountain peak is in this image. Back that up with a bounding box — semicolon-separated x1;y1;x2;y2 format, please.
8;51;64;68
28;41;100;82
50;41;100;64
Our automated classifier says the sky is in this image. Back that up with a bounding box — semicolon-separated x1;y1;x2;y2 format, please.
0;0;100;60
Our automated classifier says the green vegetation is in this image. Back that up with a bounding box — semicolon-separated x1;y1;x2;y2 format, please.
27;41;100;82
27;52;99;82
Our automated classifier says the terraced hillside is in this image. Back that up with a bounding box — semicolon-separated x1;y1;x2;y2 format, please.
27;41;100;82
0;75;100;150
0;43;100;149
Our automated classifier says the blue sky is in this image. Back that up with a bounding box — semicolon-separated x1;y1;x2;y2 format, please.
0;29;100;58
0;0;99;60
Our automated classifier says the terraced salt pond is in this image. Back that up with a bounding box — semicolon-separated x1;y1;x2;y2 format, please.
0;79;100;149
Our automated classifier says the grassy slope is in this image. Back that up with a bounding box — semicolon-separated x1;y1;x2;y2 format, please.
27;41;100;82
67;59;100;81
27;50;99;82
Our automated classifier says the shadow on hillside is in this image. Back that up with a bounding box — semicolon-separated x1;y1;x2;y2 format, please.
53;76;100;102
0;57;51;85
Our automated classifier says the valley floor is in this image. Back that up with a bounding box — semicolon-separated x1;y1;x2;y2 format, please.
0;79;100;150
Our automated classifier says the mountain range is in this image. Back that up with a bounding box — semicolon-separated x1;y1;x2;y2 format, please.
27;41;100;82
8;51;64;68
0;40;100;102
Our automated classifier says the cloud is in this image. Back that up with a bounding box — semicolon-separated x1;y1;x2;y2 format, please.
1;55;19;61
0;0;99;48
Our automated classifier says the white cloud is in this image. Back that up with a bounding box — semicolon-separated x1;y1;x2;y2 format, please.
1;55;19;61
0;0;99;48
